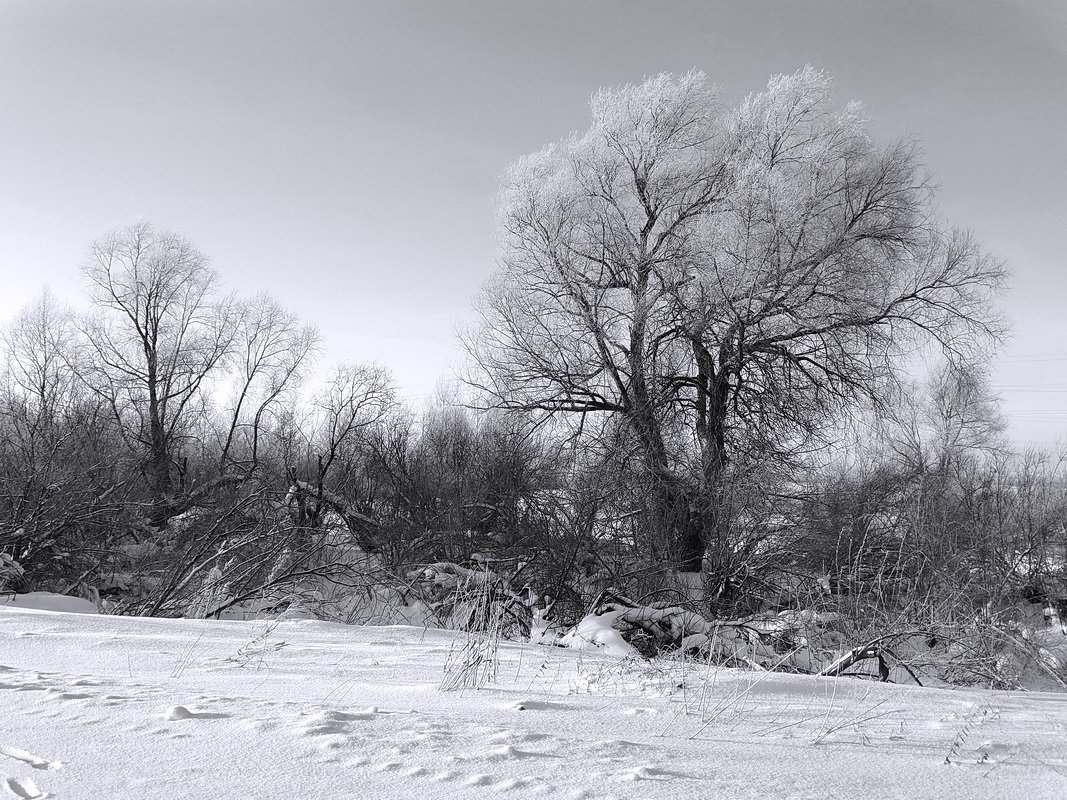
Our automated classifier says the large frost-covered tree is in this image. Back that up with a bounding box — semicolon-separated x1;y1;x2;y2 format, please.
469;67;1005;575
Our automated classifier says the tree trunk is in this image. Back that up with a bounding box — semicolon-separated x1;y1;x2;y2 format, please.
146;356;173;528
691;337;733;577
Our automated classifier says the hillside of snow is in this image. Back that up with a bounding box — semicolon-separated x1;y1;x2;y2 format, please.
2;602;1067;799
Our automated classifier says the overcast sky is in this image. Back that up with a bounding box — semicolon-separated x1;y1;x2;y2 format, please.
1;0;1065;445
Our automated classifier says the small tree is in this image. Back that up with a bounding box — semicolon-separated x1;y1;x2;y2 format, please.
3;290;77;432
282;362;397;535
219;293;319;470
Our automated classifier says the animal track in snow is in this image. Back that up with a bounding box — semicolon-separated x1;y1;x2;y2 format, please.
4;776;52;799
507;699;572;712
482;744;559;761
622;707;658;716
488;730;553;744
589;739;648;760
163;705;230;720
619;765;692;781
296;707;378;735
494;777;532;791
0;747;61;771
237;718;275;733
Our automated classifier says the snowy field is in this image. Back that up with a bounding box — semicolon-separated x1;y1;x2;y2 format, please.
2;601;1067;799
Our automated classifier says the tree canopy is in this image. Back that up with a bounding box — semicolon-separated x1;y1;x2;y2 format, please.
469;67;1006;572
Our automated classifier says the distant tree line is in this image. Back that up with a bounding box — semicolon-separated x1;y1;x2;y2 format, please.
1;70;1064;687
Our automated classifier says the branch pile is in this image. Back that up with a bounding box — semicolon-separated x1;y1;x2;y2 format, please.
555;593;924;683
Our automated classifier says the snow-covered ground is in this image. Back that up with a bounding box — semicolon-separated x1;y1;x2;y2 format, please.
2;601;1066;799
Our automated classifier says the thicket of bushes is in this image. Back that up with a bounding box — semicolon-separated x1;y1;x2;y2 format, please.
1;266;1063;691
4;67;1067;689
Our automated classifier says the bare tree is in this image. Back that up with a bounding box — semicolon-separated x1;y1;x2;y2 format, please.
314;363;396;482
0;292;129;589
2;290;77;433
80;221;236;526
219;293;319;470
469;68;1006;577
284;363;396;534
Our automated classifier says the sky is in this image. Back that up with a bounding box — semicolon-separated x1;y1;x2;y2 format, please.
1;0;1065;446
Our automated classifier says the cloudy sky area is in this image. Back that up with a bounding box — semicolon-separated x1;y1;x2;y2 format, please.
1;0;1065;445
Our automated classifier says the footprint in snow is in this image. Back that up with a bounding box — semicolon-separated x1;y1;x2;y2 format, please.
4;776;52;799
298;708;378;735
507;699;571;712
163;705;230;720
313;709;371;722
493;777;526;791
0;747;61;771
488;730;553;744
592;739;647;759
620;765;692;781
483;745;560;761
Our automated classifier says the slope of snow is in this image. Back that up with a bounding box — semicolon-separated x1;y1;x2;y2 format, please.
0;593;99;615
2;606;1066;799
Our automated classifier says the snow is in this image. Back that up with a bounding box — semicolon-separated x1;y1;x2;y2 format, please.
0;593;99;615
558;608;640;657
2;604;1067;799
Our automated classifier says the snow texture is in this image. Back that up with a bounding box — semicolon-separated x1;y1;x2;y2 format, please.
2;596;1067;799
